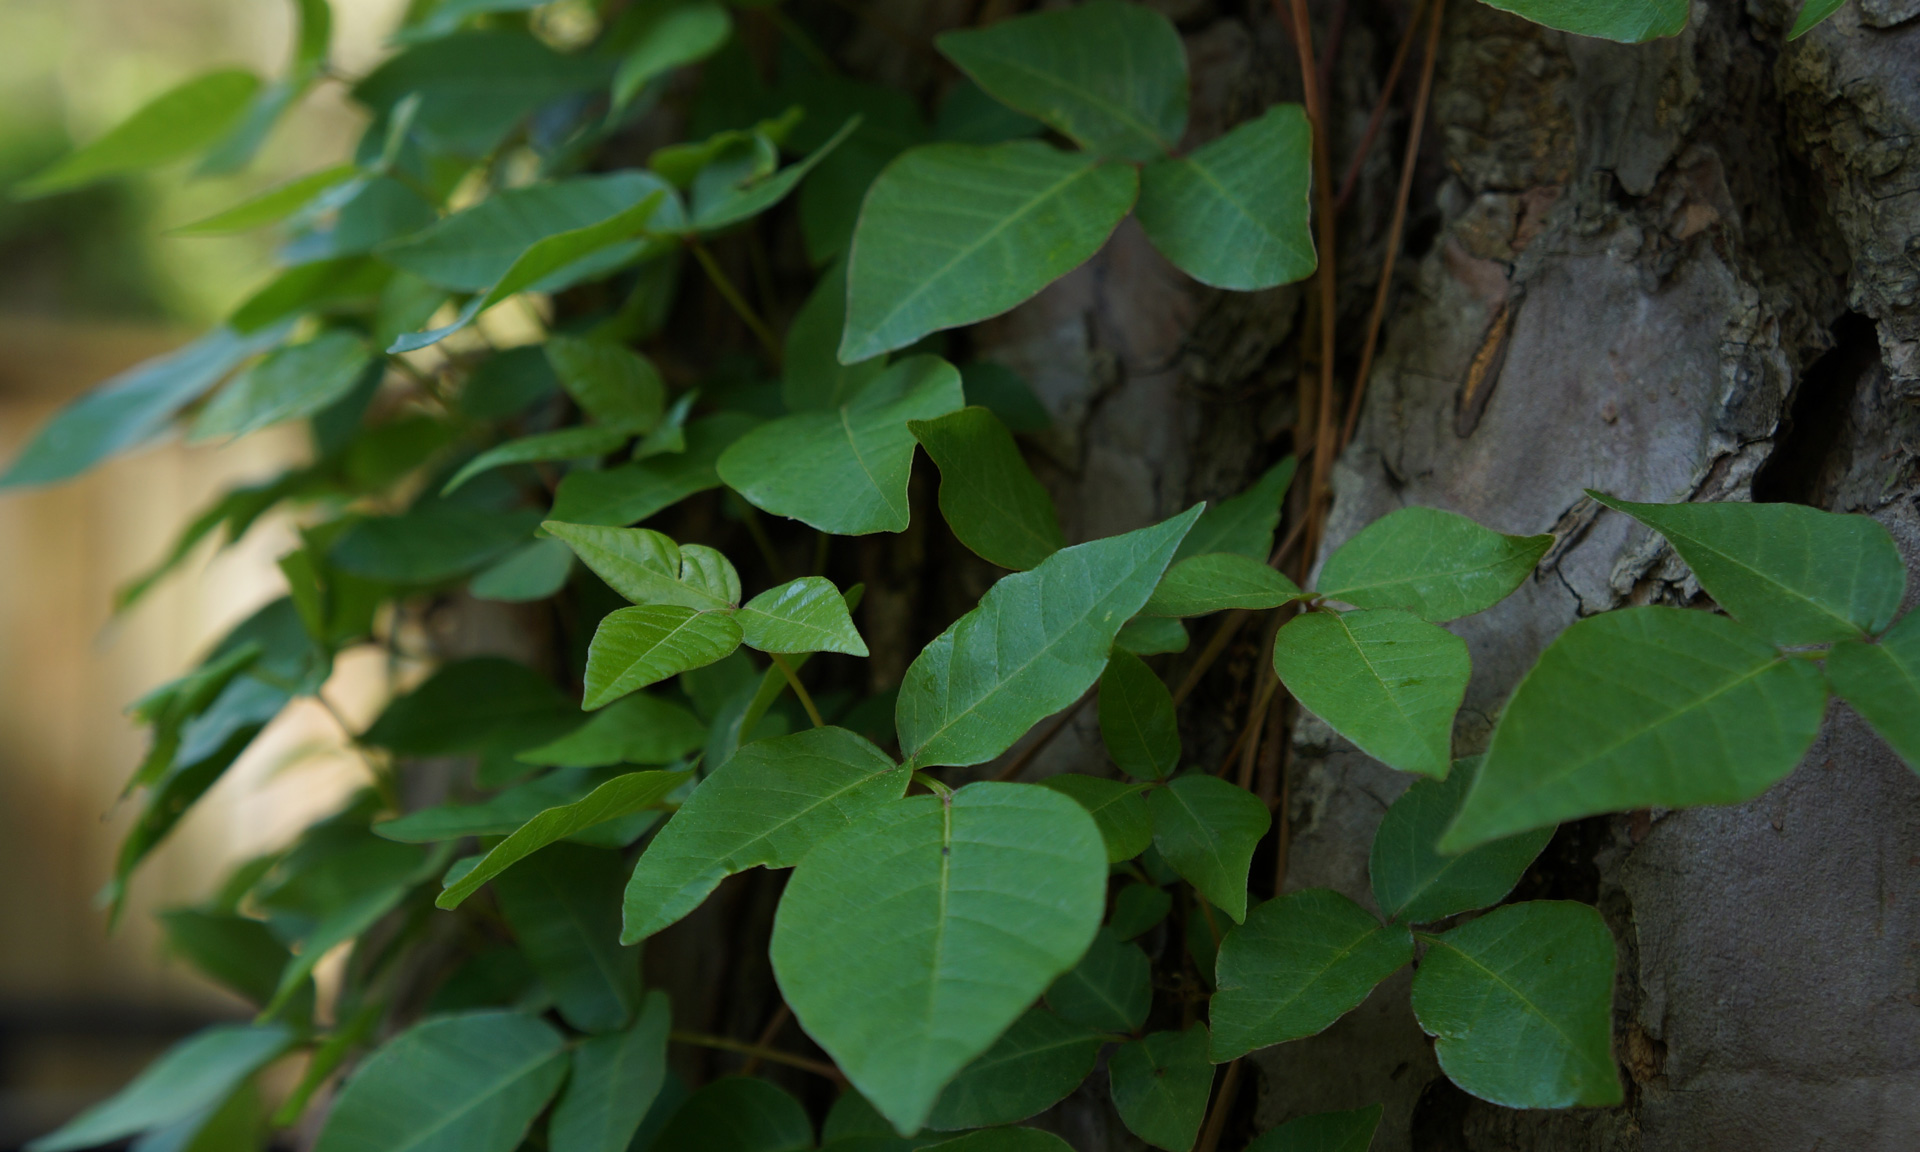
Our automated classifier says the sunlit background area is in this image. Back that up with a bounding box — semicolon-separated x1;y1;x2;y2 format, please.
0;1;406;1143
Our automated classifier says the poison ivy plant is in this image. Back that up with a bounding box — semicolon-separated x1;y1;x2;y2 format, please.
9;1;1885;1149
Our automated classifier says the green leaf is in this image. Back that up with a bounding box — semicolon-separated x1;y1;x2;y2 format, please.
1175;458;1296;563
26;1024;290;1152
1146;774;1270;924
1443;607;1829;850
1045;926;1151;1032
158;909;293;1007
551;991;672;1152
363;657;577;757
547;337;668;434
1315;507;1553;622
1039;774;1152;863
899;505;1201;768
400;0;549;42
909;406;1065;570
623;727;907;942
1826;611;1920;775
438;771;690;909
1109;882;1172;941
922;1131;1074;1152
924;1008;1104;1131
313;1011;569;1152
494;844;641;1032
1116;615;1189;656
518;693;705;768
551;413;755;526
936;78;1046;146
376;767;611;842
443;427;629;496
738;577;870;655
959;361;1050;433
935;1;1186;161
840;142;1139;363
382;173;677;293
352;31;613;154
719;356;965;535
770;782;1108;1135
1144;553;1302;617
1108;1027;1213;1152
1411;901;1622;1108
17;70;261;197
191;331;374;441
692;116;860;233
1590;493;1905;645
652;1077;813;1152
1475;0;1687;41
1271;609;1469;779
585;605;745;710
1370;759;1553;924
0;325;286;489
227;257;389;334
1789;0;1846;38
331;499;544;586
1098;650;1180;781
614;1;733;107
1209;889;1414;1062
471;538;575;603
171;164;360;235
784;261;887;411
1245;1106;1382;1152
1136;104;1316;290
546;522;739;610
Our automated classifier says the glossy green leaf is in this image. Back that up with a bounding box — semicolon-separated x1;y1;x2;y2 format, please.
613;1;732;107
738;577;870;655
1371;759;1552;924
922;1131;1073;1152
909;406;1065;570
494;844;640;1032
1046;926;1151;1032
1826;611;1920;774
1143;553;1302;617
438;771;690;909
442;427;629;496
1411;901;1622;1108
18;70;261;197
1316;507;1553;622
1108;1027;1212;1152
518;694;705;768
840;142;1139;363
550;413;755;527
546;522;739;610
352;31;612;154
1039;774;1152;863
770;782;1108;1135
1245;1106;1382;1152
1145;774;1269;924
1591;493;1905;645
924;1007;1104;1131
471;538;575;603
1136;104;1316;290
1789;0;1846;38
899;505;1200;769
313;1011;568;1152
1444;607;1828;850
550;991;670;1152
1272;609;1469;779
1097;650;1179;780
1175;458;1296;563
171;164;360;235
1210;889;1414;1062
624;727;906;942
652;1076;812;1152
935;1;1186;161
584;605;745;710
0;325;286;489
1109;882;1172;941
26;1024;290;1152
1476;0;1687;41
784;261;886;411
191;331;374;441
720;356;965;535
363;657;577;757
1116;615;1189;656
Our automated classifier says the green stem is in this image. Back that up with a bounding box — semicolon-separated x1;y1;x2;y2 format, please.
669;1030;843;1081
770;653;826;728
737;502;788;582
688;239;782;367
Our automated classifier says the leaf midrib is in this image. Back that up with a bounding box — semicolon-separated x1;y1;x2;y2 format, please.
384;1041;560;1152
1663;523;1865;638
961;51;1169;153
1182;148;1311;263
1424;937;1604;1082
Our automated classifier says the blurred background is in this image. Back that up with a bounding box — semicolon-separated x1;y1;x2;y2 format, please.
0;1;405;1145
